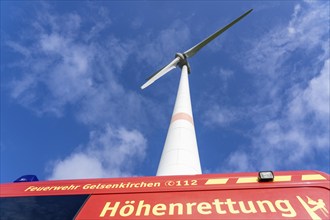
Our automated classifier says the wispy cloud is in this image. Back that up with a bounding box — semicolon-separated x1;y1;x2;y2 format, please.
136;19;191;67
219;1;329;172
47;125;147;180
4;3;151;179
4;2;197;179
203;105;237;127
7;9;99;116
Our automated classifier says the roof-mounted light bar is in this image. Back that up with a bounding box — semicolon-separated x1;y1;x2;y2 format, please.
14;175;39;183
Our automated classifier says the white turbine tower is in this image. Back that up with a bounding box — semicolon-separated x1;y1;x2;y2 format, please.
141;9;253;176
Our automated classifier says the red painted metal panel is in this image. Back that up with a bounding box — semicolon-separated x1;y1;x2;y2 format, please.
1;170;329;219
1;171;328;197
76;187;329;219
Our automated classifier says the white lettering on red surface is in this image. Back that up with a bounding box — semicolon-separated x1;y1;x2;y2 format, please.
99;198;296;218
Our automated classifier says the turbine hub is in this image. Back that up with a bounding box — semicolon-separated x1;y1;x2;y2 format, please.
175;53;191;73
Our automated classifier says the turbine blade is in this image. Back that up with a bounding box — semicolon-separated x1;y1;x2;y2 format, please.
141;57;180;89
184;9;253;58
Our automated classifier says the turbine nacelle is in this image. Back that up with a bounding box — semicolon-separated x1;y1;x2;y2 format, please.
141;9;253;90
175;53;191;73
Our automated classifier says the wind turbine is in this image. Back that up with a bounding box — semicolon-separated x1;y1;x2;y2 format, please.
141;9;253;176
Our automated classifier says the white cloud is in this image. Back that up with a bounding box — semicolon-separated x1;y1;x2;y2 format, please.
6;41;31;57
302;59;329;116
219;2;329;172
48;125;147;180
226;151;255;172
49;153;106;180
137;20;191;67
5;4;148;123
218;68;234;80
7;12;95;116
5;3;155;179
203;105;237;127
200;67;236;126
245;2;328;79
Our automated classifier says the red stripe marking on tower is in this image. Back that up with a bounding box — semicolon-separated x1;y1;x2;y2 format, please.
171;112;194;124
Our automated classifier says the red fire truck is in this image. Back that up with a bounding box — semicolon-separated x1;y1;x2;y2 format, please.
0;170;329;219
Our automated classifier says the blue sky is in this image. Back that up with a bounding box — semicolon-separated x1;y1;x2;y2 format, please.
1;1;329;183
